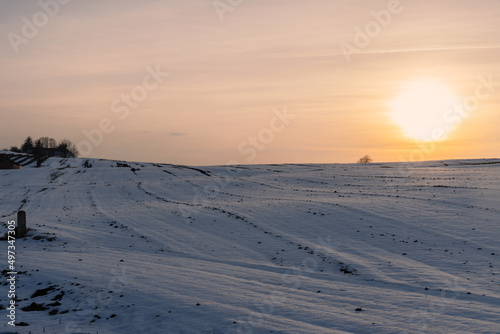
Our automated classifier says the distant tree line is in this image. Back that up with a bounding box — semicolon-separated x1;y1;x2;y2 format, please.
8;136;79;159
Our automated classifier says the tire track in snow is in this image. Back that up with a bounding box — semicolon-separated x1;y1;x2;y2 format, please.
137;181;248;222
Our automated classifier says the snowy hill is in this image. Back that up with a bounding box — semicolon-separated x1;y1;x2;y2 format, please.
1;154;500;333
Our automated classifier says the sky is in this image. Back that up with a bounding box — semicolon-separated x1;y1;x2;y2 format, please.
1;0;499;165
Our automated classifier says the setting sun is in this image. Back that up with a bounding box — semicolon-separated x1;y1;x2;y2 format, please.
390;80;460;142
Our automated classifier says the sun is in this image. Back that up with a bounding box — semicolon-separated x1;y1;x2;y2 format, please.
389;80;460;141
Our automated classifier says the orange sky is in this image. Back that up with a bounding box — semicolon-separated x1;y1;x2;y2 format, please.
1;0;499;165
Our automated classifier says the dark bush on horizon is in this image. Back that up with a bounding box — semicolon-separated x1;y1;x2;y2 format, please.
357;155;373;164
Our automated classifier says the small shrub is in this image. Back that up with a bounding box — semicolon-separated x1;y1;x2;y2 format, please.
357;155;373;164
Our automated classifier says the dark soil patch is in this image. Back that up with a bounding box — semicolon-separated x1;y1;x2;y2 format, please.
31;285;57;298
21;302;49;312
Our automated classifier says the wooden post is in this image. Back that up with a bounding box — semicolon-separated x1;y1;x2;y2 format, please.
16;210;26;236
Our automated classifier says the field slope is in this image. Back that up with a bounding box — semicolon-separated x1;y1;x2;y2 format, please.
1;155;499;333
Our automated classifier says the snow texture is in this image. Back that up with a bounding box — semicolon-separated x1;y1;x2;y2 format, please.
0;153;499;333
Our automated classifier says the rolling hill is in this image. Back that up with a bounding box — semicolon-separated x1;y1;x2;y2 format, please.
1;153;499;333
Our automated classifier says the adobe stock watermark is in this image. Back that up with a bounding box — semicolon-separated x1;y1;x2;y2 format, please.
237;107;296;163
237;235;339;333
7;0;71;54
77;65;169;157
402;277;462;334
64;267;134;333
212;0;244;21
178;106;295;221
339;0;406;64
397;74;499;176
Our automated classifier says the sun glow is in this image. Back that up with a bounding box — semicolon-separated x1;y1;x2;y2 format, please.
390;80;460;141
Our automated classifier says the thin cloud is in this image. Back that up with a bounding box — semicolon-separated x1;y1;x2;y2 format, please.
244;44;500;61
343;44;500;57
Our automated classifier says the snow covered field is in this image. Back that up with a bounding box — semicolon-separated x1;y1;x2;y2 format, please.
1;154;499;334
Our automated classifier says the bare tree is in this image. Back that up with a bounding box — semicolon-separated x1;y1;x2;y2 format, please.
34;138;46;156
57;139;79;158
357;155;373;164
48;137;57;149
36;137;57;149
21;136;34;153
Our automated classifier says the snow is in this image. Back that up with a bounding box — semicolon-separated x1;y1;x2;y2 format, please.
0;155;499;333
